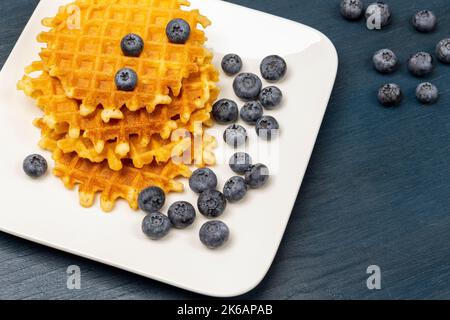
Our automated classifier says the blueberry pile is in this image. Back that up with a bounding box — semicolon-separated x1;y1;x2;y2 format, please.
340;1;449;107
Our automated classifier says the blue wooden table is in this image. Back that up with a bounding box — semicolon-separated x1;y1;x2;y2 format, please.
1;0;449;299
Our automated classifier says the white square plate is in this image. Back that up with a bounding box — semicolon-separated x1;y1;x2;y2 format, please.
0;0;337;297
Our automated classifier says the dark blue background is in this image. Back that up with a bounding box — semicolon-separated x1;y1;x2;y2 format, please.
1;0;449;299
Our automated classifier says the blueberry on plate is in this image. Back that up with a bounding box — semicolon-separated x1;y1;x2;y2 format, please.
245;163;270;189
372;49;399;74
436;38;450;64
365;2;391;28
416;82;439;104
168;201;196;229
23;154;47;178
197;190;227;218
138;186;166;213
115;68;138;91
408;52;434;76
212;99;239;124
199;221;229;249
340;0;364;21
412;10;437;33
240;101;264;124
229;152;252;175
259;86;283;109
189;167;218;193
223;124;248;148
377;83;402;107
233;73;262;100
223;176;248;202
166;18;191;44
260;55;287;81
221;54;243;76
120;33;144;57
255;116;279;140
142;212;171;240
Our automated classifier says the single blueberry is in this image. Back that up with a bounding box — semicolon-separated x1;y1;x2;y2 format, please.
197;190;227;218
120;33;144;57
138;186;165;214
223;176;248;202
412;10;437;33
408;52;434;76
260;55;287;81
255;115;279;140
221;54;243;76
199;221;229;249
223;124;248;148
377;83;402;107
259;86;283;109
115;68;138;91
416;82;439;104
340;0;364;21
240;101;264;125
142;212;171;240
229;152;252;175
233;73;262;100
372;49;399;74
212;99;239;124
245;163;270;189
168;201;196;229
365;2;391;28
436;38;450;64
189;168;218;193
166;18;191;44
23;154;47;178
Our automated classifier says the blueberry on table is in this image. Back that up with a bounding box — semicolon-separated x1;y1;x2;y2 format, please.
436;39;450;64
245;163;270;189
221;54;243;76
223;176;248;202
212;99;239;124
365;2;391;28
138;186;165;214
260;55;287;81
23;154;47;178
229;152;252;175
255;115;279;140
168;201;196;229
340;0;364;21
142;212;171;240
412;10;437;33
408;52;434;76
372;49;399;74
223;124;248;148
197;190;227;218
416;82;439;104
120;33;144;57
166;18;191;44
240;101;264;125
199;221;230;249
115;68;138;91
377;83;402;107
259;86;283;109
189;168;218;194
233;73;262;100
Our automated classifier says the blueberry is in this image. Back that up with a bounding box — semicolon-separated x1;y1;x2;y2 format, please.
221;54;243;76
408;52;434;76
138;186;165;213
115;68;138;91
166;18;191;44
372;49;399;74
212;99;238;124
23;154;47;178
223;124;247;148
168;201;196;229
255;115;279;140
260;55;287;81
377;83;402;107
412;10;437;33
199;221;229;249
416;82;439;104
197;190;227;218
233;73;262;100
142;212;171;240
340;0;364;21
189;168;218;193
229;152;252;175
240;101;264;124
436;38;450;64
259;86;283;109
245;163;270;189
223;176;248;202
365;2;391;28
120;33;144;57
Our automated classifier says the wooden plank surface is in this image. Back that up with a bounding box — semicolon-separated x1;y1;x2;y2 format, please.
0;0;449;299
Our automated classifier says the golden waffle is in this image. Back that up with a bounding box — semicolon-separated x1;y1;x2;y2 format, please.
35;0;211;121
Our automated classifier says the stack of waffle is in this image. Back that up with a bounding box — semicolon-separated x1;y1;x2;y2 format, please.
18;0;219;212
